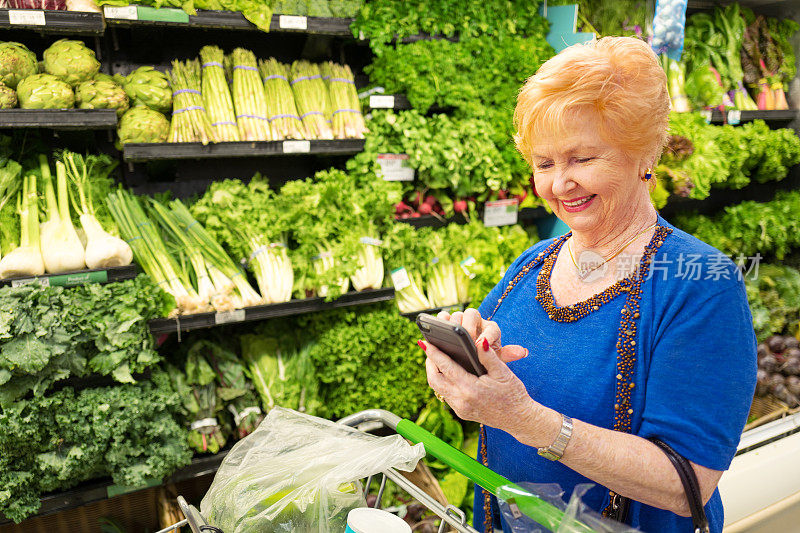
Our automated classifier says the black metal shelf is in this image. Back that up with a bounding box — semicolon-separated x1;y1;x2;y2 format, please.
0;8;104;34
105;6;354;34
401;303;467;320
0;264;138;288
707;109;798;124
0;108;117;129
123;139;365;162
397;206;548;229
149;287;395;334
0;450;228;525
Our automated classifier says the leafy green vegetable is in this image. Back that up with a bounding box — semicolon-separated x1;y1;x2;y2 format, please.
0;275;174;406
0;372;191;523
673;190;800;260
352;0;547;49
745;264;800;341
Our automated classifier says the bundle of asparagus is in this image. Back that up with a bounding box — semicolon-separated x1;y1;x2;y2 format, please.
259;58;306;141
321;61;367;139
200;46;240;142
168;59;217;145
290;60;333;140
229;48;271;141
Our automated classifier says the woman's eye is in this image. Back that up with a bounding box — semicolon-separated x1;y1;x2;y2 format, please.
576;157;595;163
537;161;553;169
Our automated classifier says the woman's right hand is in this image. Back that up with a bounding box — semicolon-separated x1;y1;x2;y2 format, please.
437;308;528;363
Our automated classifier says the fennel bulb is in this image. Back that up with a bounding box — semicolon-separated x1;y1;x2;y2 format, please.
0;175;45;278
41;161;85;273
62;152;132;269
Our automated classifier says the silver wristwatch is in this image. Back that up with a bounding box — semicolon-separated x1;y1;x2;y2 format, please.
537;414;573;461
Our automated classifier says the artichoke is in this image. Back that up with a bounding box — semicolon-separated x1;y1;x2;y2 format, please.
120;66;172;114
118;106;169;145
76;79;130;117
93;72;116;83
0;82;17;109
17;74;74;109
43;39;100;87
0;42;38;89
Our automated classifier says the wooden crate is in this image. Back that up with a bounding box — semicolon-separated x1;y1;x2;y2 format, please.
744;394;796;432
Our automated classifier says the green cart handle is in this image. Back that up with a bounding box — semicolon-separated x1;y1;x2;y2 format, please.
339;410;597;533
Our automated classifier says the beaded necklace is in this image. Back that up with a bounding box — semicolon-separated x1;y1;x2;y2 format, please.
478;223;673;532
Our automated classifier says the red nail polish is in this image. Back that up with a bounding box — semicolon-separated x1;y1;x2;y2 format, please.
417;340;426;351
482;338;490;351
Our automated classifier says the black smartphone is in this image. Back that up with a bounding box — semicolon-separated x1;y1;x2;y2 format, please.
416;313;487;376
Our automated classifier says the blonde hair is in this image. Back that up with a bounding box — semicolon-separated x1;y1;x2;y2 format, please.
514;36;669;169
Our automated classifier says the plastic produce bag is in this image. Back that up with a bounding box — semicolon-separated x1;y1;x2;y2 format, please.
200;407;425;533
498;483;640;533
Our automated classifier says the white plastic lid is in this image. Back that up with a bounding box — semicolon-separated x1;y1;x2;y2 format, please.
346;507;412;533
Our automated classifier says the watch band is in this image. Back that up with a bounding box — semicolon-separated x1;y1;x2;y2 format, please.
537;414;573;461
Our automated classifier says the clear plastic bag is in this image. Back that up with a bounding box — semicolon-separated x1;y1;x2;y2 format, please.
200;407;425;533
497;483;641;533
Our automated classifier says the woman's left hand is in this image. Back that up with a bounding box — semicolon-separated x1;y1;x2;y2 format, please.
423;334;536;434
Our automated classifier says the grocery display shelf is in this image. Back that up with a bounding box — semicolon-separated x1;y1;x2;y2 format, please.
0;450;228;525
104;6;354;34
707;109;798;124
123;139;365;161
401;303;467;320
0;8;104;34
0;109;117;129
149;287;395;334
0;264;139;288
399;206;548;229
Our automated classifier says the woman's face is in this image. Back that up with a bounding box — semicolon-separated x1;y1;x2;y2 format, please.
530;112;647;237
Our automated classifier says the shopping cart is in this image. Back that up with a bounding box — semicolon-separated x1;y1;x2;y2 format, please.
156;409;595;533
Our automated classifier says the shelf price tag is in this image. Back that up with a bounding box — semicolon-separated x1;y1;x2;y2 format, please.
282;140;311;153
8;9;45;25
483;199;518;227
377;153;414;181
390;267;411;291
727;110;741;125
214;309;246;325
279;15;307;30
369;95;395;109
104;5;138;19
11;277;48;288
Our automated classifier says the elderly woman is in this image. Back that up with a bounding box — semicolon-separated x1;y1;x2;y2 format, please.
421;37;757;533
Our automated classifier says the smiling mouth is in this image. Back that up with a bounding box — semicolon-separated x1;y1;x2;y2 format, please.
561;194;596;207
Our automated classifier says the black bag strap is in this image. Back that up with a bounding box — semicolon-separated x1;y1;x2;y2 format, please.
649;438;710;533
607;438;710;532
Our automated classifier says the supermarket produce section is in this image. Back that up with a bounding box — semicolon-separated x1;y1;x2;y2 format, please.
1;0;800;531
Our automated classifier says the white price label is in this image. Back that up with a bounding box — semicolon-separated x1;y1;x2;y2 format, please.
359;237;383;246
8;9;45;26
727;110;741;125
214;309;245;325
390;267;411;291
700;110;712;123
104;5;138;19
279;15;307;30
282;140;310;153
10;277;48;288
483;199;518;227
377;153;415;182
369;95;396;109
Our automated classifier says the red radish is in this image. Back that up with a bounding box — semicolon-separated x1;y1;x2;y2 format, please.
411;191;423;208
395;201;413;214
454;199;468;213
418;203;433;215
434;205;445;215
424;195;437;206
497;190;507;200
399;213;411;219
411;212;421;218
